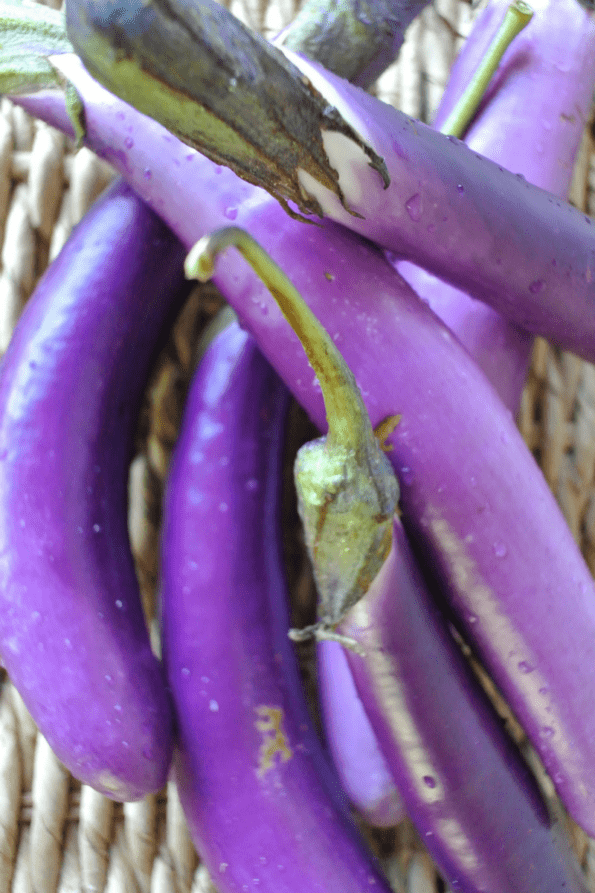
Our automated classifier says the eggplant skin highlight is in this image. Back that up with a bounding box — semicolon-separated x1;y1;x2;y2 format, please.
0;179;187;800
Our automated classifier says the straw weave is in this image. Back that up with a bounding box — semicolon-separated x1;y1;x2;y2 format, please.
1;1;594;891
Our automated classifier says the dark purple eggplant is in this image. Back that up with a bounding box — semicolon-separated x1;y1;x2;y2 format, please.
0;179;186;800
161;319;395;893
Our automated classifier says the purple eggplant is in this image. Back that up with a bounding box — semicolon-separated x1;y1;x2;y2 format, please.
48;0;595;363
340;518;587;893
161;319;394;893
189;229;587;892
317;640;405;827
399;0;595;410
0;178;186;800
17;58;595;835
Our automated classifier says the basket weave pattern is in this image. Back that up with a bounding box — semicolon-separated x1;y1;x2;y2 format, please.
1;1;594;891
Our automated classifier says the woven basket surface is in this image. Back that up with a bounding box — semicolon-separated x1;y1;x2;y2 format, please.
1;1;595;891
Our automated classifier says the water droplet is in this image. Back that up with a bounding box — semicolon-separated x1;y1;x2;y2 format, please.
405;193;423;221
493;542;507;558
93;524;101;533
245;478;259;492
515;172;526;182
467;614;478;624
529;279;545;294
422;775;436;788
456;184;464;195
105;674;112;683
426;223;435;233
540;726;555;739
114;703;122;712
224;207;238;221
218;502;228;513
19;519;25;528
209;699;219;712
517;660;533;674
124;136;134;149
446;134;457;144
115;599;124;610
143;168;152;180
181;667;190;677
539;686;549;695
399;466;414;485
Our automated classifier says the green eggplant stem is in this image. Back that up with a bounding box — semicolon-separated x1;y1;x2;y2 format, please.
440;1;533;139
186;227;400;644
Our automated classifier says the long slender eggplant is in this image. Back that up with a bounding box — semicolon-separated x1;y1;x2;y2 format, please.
15;49;595;836
399;0;595;409
0;179;186;800
340;518;588;893
160;319;395;893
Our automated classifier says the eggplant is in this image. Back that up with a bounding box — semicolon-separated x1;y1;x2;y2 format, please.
399;0;595;410
340;518;588;893
0;178;186;800
49;1;595;363
161;319;394;893
17;54;595;835
317;640;405;827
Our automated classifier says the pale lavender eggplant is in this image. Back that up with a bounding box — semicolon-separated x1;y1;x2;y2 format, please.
16;63;595;835
340;518;587;893
317;640;405;827
399;0;595;409
161;320;394;893
0;179;184;800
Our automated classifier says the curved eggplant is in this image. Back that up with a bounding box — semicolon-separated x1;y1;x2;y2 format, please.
399;0;595;409
161;320;394;893
0;179;185;800
341;518;588;893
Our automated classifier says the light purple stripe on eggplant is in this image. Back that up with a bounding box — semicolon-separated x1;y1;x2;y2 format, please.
341;518;588;893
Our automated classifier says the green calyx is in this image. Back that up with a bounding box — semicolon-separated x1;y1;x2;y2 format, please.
186;227;400;645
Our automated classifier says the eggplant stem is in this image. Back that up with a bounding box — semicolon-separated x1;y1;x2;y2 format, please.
440;1;533;139
186;226;373;457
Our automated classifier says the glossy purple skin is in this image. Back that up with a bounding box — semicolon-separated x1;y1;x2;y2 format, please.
317;640;405;827
341;519;587;893
0;179;183;800
161;322;393;893
28;37;595;365
19;64;595;833
399;0;595;410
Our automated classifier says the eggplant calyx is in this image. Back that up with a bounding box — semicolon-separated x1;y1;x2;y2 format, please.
185;226;400;641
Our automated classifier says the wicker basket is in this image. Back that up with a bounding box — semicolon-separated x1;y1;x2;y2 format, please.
1;1;595;891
